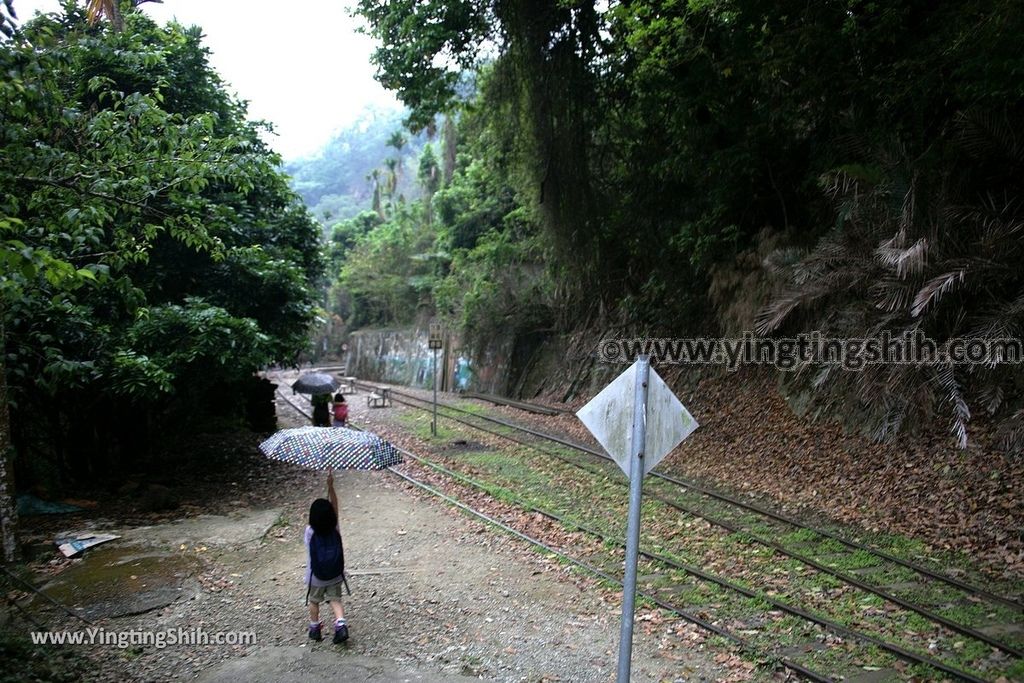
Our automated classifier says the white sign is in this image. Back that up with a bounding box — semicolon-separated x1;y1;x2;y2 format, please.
576;360;698;477
428;322;443;350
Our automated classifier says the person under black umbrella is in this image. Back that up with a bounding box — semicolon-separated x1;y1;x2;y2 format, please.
311;393;331;427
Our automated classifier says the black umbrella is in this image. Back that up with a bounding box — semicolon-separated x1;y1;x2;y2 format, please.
291;372;340;395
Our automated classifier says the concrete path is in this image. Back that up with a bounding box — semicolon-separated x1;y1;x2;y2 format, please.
198;647;472;682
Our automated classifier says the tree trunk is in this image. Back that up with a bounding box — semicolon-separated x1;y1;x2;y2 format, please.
0;321;19;562
442;114;457;186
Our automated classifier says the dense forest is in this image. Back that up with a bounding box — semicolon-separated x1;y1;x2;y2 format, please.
0;2;323;559
311;0;1023;453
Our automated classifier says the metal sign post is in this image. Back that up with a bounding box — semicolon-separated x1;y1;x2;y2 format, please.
618;355;649;682
428;322;443;436
576;355;699;683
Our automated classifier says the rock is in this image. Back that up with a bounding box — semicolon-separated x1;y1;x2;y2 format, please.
119;509;284;548
117;480;141;495
139;484;179;512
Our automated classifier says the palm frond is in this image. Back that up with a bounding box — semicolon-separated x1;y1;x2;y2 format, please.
934;364;971;449
754;292;803;335
872;401;908;442
955;109;1024;163
976;381;1004;416
811;365;836;390
761;247;806;275
997;410;1024;457
875;236;927;279
759;130;1023;449
869;278;915;313
967;293;1024;340
911;269;964;317
86;0;123;30
899;175;916;234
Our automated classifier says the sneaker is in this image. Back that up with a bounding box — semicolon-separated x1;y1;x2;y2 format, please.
308;622;323;642
333;622;349;644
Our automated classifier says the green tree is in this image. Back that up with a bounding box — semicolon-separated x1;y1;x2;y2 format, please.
0;3;322;526
418;144;441;225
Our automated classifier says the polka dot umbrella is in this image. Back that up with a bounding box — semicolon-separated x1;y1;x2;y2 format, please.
259;426;402;471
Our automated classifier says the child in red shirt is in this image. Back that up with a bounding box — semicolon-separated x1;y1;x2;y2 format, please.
332;393;348;427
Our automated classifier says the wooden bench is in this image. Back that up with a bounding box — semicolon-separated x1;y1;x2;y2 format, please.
366;387;392;408
336;376;358;394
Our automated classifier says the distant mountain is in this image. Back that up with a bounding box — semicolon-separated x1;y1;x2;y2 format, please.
284;105;428;224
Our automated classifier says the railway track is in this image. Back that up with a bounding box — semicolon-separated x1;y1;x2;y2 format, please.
272;382;1023;680
459;391;573;416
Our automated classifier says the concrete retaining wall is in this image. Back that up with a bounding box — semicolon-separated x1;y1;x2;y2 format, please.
344;327;513;395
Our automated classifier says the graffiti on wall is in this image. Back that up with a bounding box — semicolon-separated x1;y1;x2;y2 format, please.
453;352;472;391
346;327;509;394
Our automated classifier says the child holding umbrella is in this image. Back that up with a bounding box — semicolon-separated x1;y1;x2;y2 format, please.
305;471;349;643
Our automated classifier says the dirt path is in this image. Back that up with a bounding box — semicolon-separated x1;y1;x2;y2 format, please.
17;373;731;682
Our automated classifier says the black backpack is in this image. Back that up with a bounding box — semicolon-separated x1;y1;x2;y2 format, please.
309;529;344;581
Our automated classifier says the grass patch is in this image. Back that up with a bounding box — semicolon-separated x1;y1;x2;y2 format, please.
805;572;844;591
810;538;846;555
397;411;459;440
901;611;936;634
745;596;772;612
937;600;1016;630
789;639;895;679
782;528;820;545
857;593;886;608
725;531;757;546
872;533;931;558
452;401;488;415
868;565;921;586
830;549;883;570
898;584;971;609
1005;657;1024;681
949;638;994;667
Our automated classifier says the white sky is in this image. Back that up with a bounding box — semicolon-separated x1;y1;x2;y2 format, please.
12;0;399;160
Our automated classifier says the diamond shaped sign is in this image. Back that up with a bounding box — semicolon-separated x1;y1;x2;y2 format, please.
576;360;698;478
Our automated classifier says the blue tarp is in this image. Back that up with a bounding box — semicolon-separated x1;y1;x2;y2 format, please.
16;494;83;516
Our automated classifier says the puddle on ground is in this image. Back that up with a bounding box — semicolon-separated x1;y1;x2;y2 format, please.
41;546;199;620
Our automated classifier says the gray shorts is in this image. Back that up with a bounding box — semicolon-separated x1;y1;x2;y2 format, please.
307;580;345;604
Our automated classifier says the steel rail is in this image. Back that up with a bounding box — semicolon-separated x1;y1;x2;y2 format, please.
271;386;830;681
276;385;1000;680
384;452;834;683
395;445;991;683
365;383;1024;659
372;382;1023;613
459;391;571;415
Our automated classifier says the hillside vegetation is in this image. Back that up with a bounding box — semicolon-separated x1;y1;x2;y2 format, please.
284;105;429;223
307;0;1024;455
